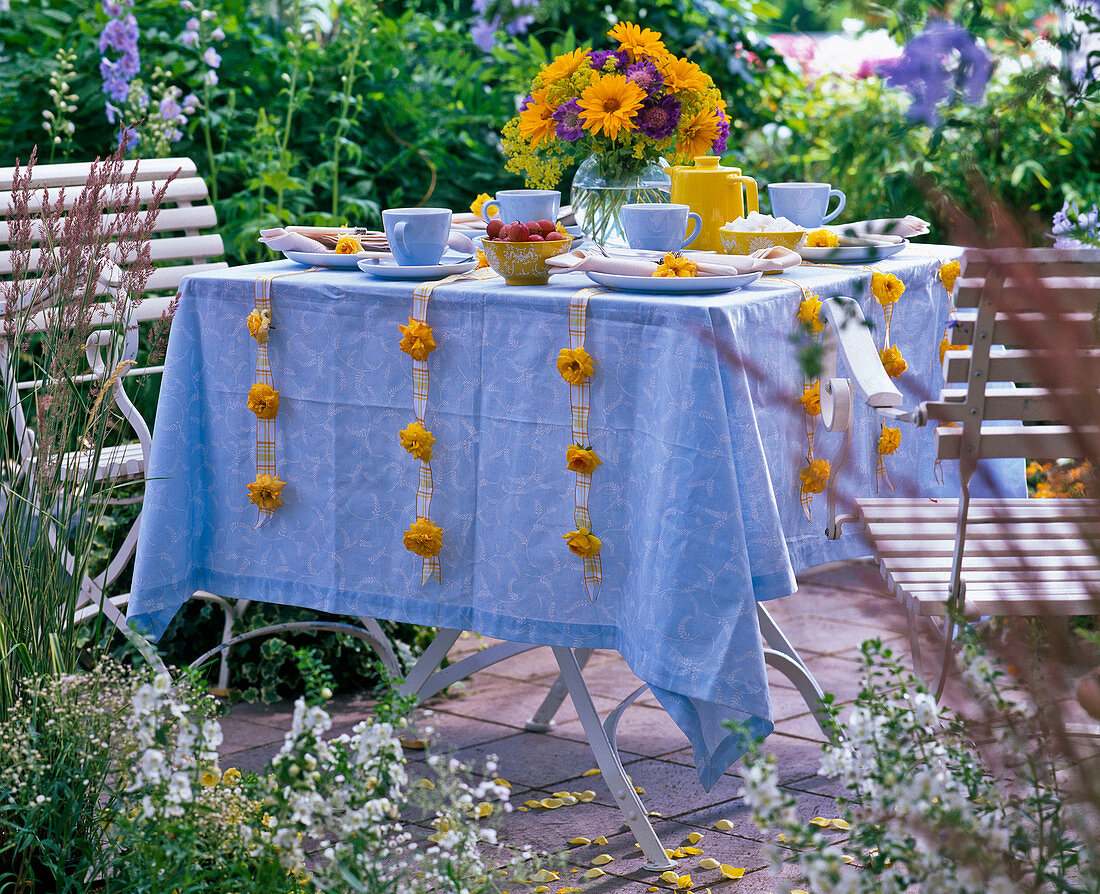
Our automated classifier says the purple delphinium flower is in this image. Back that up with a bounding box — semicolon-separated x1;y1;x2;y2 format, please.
552;98;585;142
712;107;730;154
471;16;500;52
506;14;535;36
203;46;221;69
589;49;629;73
635;93;681;140
881;19;993;127
624;59;664;95
99;4;139;105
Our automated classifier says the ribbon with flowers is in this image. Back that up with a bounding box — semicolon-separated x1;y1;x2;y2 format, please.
245;268;320;525
869;269;907;491
557;286;605;601
790;288;831;519
397;268;498;583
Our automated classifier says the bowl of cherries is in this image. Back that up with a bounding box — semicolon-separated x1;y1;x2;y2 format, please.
481;218;573;286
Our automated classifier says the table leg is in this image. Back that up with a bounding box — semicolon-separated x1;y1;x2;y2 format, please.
525;648;594;732
397;629;544;702
551;646;675;872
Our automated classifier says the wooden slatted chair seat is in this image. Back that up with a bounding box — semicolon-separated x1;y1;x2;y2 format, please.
819;247;1100;693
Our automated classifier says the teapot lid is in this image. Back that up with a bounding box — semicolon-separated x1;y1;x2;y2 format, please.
675;156;739;174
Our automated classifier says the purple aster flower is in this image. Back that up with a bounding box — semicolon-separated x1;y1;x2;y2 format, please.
159;95;182;120
471;16;499;52
552;98;585;142
589;49;629;73
625;59;664;95
881;19;993;127
505;14;535;36
203;47;221;69
712;107;730;154
635;93;681;140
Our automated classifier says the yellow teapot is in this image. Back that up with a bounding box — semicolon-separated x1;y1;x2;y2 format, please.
669;157;759;253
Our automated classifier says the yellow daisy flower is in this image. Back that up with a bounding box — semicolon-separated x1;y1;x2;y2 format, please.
518;88;558;148
676;106;721;160
578;75;645;140
653;253;698;277
403;517;443;558
879;344;908;378
798;458;831;495
608;21;668;62
660;56;708;93
247;473;286;512
542;48;591;83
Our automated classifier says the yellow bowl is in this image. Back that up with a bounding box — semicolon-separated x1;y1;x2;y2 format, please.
720;228;806;255
481;236;574;286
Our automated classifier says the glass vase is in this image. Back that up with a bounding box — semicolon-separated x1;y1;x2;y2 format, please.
570;155;671;249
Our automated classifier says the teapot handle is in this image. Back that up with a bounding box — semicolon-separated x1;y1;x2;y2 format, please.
731;174;759;215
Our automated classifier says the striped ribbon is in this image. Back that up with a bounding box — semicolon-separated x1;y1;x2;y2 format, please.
408;267;498;584
252;267;319;528
568;286;604;602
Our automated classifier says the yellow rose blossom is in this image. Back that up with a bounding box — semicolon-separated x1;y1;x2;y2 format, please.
653;253;698;277
879;344;908;378
796;294;825;334
247;473;286;511
399;421;436;462
798;458;831;495
403;517;443;558
398;318;437;361
334;234;362;254
676;107;721;159
578;75;646;140
797;381;821;416
939;259;961;293
608;21;668;62
878;425;902;456
518;88;558;148
566;444;603;475
542;47;590;83
806;229;839;248
563;527;602;558
939;335;966;365
221;767;242;785
871;271;905;306
246;382;279;419
557;347;595;385
659;56;709;92
470;193;494;218
246;308;271;344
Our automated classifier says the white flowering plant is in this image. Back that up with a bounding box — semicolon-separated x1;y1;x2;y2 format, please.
735;638;1100;894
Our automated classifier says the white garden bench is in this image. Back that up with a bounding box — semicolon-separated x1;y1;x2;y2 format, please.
0;156;401;690
818;247;1100;694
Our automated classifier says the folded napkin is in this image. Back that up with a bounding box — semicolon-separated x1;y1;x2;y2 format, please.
831;216;930;241
258;228;329;253
545;246;801;277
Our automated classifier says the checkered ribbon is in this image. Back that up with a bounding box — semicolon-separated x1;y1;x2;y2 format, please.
568;286;604;602
252;267;319;528
408;267;498;584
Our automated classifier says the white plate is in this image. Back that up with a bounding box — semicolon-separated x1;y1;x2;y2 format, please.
284;250;375;269
357;257;479;280
583;270;762;294
799;240;908;264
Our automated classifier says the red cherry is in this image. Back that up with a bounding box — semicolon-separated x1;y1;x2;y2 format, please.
528;233;545;241
507;222;530;242
486;219;504;238
537;219;556;234
543;231;566;242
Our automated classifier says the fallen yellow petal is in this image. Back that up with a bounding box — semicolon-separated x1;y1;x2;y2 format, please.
531;870;559;882
666;848;686;859
540;798;564;809
682;846;704;855
524;800;542;808
401;738;428;749
559;888;583;893
568;837;591;846
634;786;646;794
582;768;601;777
841;854;856;864
648;889;659;892
552;791;572;798
414;778;435;789
533;887;549;893
649;811;663;817
699;858;721;870
559;795;579;806
676;875;693;889
686;832;703;845
792;890;810;894
778;833;787;842
830;818;851;831
591;855;614;866
659;871;681;883
809;817;831;827
582;868;605;879
719;865;746;880
713;819;734;831
593;836;608;846
518;806;529;811
493;777;512;789
578;790;597;802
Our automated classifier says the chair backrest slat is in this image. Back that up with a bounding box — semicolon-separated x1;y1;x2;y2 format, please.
942;348;1100;385
936;424;1096;461
951;312;1100;346
925;387;1100;423
0;177;210;218
0;157;197;191
955;275;1100;309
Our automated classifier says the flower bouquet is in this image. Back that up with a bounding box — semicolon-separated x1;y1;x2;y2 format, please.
501;22;729;247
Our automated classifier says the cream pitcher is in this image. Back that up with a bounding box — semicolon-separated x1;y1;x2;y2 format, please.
669;157;759;253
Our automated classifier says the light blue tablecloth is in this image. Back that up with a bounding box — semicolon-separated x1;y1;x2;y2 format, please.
129;248;1022;788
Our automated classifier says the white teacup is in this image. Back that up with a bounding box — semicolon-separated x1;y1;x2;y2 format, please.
620;203;702;253
481;189;560;225
382;207;452;266
767;182;846;229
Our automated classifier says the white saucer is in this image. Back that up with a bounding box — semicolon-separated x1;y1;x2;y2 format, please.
799;241;908;264
583;270;762;294
358;257;479;280
283;250;373;269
